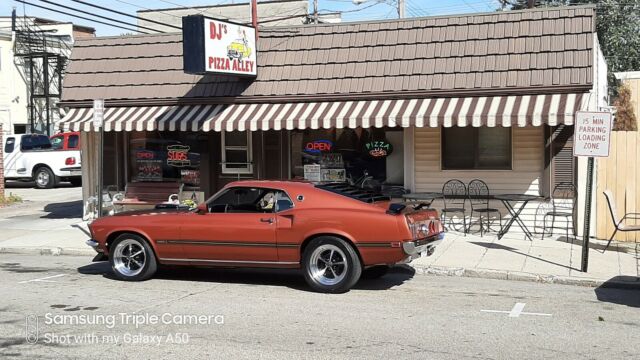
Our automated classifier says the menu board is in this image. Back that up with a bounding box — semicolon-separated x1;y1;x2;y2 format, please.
303;164;321;182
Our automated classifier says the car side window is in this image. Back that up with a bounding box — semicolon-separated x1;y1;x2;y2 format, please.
5;137;15;153
274;191;294;212
207;187;292;213
50;136;63;150
68;135;79;149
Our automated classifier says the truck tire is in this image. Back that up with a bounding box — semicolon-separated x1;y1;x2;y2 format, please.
302;236;362;293
34;167;57;189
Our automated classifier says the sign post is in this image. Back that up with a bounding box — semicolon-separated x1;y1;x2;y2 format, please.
573;111;612;272
93;99;104;218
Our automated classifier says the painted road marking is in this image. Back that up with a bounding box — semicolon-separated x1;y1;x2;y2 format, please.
481;302;552;318
19;274;66;284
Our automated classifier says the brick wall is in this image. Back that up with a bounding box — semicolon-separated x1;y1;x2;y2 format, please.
0;123;4;196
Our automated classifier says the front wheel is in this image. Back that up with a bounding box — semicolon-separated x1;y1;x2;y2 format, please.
109;234;157;281
302;236;362;293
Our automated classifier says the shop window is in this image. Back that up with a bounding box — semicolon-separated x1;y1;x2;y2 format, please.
222;131;252;174
129;132;201;184
442;127;512;170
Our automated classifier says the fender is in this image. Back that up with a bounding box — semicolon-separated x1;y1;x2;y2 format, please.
103;227;159;256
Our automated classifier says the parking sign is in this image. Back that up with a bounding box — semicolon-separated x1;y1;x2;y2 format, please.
574;111;612;157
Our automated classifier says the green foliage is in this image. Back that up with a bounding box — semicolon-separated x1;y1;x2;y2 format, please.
508;1;640;97
0;192;23;206
613;82;638;131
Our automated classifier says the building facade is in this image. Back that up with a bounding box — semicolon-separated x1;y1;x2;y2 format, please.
59;6;607;235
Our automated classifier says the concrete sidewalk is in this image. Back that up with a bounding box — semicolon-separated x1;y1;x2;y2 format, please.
411;230;640;288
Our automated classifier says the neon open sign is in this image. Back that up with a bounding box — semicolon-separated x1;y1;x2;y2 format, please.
304;140;333;154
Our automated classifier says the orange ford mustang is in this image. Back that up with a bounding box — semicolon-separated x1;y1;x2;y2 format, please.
87;180;444;293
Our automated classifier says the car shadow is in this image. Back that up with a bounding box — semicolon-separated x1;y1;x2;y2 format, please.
594;276;640;308
41;200;82;219
76;262;415;293
4;181;76;189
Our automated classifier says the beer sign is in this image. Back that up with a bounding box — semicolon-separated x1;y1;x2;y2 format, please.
182;15;257;77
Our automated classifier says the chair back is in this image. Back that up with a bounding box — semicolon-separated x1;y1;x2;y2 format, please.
467;179;491;209
442;179;466;209
551;182;576;213
603;190;621;226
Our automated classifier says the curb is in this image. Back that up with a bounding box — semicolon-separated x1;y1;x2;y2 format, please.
0;247;95;257
409;264;640;290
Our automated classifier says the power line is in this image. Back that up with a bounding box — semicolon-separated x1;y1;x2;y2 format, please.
69;0;182;31
37;0;164;33
14;0;147;34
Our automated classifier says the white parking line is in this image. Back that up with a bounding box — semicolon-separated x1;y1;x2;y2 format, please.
481;302;552;318
19;274;66;284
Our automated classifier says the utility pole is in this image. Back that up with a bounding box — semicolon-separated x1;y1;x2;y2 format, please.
313;0;318;24
398;0;405;18
251;0;258;37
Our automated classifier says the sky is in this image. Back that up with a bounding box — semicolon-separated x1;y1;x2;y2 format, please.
5;0;504;36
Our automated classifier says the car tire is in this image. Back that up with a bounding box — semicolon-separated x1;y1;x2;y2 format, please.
34;167;56;189
361;265;390;279
70;178;82;187
302;236;362;293
109;234;157;281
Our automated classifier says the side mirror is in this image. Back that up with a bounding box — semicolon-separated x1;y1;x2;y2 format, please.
196;203;207;214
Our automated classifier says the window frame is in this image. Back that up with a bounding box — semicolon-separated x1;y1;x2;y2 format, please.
441;127;513;171
221;131;253;174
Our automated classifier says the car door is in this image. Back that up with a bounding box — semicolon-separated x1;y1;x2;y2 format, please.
180;187;278;263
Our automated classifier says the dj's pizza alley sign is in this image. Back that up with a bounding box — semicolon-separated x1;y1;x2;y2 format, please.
182;15;257;77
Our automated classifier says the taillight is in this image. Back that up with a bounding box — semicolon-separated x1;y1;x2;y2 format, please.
65;157;76;165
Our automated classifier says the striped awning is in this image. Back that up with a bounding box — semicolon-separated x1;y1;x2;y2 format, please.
59;93;588;132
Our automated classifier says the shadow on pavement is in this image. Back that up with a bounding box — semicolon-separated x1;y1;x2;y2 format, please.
470;241;579;271
4;181;76;189
594;276;640;308
76;262;415;293
41;200;82;219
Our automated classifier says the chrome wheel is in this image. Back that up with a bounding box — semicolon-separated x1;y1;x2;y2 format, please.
112;239;146;277
36;170;49;187
309;244;348;286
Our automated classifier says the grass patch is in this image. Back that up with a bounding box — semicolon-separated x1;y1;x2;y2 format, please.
0;192;23;206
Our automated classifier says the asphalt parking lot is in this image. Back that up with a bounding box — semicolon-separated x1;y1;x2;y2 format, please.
0;254;638;359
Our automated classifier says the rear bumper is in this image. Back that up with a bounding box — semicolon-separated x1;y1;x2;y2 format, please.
59;166;82;177
402;233;444;256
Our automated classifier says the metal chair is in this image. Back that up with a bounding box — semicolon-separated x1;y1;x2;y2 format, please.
441;179;467;235
542;182;576;241
602;190;640;252
467;179;502;237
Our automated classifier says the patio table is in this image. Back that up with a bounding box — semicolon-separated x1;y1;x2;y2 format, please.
495;194;540;241
402;192;443;209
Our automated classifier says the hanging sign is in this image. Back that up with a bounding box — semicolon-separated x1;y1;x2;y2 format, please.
304;140;333;154
182;15;257;77
167;145;191;167
364;140;393;158
574;111;613;157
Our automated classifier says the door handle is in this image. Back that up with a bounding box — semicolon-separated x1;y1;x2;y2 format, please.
260;218;274;224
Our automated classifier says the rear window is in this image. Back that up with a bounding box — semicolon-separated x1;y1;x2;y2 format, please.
68;135;79;149
315;183;390;203
21;135;52;151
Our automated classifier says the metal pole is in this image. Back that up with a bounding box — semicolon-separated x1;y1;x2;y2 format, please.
581;156;594;272
398;0;405;19
97;124;104;218
313;0;318;24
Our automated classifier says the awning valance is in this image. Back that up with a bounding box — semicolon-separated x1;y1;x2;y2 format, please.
59;93;588;132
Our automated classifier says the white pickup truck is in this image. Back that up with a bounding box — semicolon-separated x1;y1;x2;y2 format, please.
3;134;82;189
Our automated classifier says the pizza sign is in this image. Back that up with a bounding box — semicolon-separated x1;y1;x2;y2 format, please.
182;15;257;77
364;140;393;158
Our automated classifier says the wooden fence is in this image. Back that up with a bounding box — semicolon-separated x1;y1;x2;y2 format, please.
596;130;640;242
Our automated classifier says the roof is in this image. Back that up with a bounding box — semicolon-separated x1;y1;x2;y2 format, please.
60;5;596;106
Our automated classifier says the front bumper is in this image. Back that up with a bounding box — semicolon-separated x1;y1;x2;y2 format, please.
401;233;445;261
86;239;102;253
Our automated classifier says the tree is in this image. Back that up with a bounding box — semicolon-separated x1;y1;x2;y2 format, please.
505;1;640;97
613;82;638;131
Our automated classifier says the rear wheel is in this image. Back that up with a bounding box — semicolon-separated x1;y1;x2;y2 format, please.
34;167;56;189
109;234;157;281
302;236;362;293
